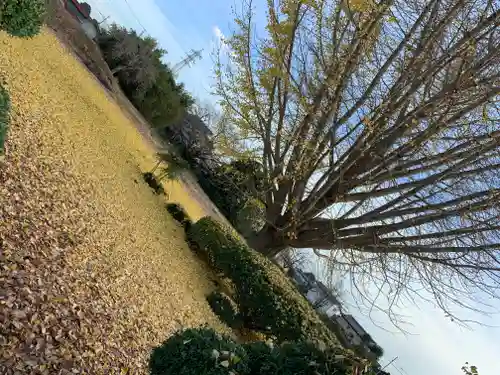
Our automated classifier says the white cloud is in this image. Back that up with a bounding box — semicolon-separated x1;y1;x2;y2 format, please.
213;25;225;43
212;25;231;56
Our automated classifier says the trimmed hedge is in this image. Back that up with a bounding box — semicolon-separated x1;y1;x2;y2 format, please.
149;327;248;375
166;203;192;230
0;0;46;38
186;217;338;345
150;328;360;375
206;291;242;329
0;85;11;155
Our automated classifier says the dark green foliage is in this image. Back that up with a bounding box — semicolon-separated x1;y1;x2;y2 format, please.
98;24;193;126
188;158;265;237
244;341;354;375
234;198;265;237
361;334;384;359
187;217;338;345
242;341;276;374
149;327;248;375
166;203;192;230
143;172;165;195
0;84;11;155
98;24;161;97
206;291;242;329
138;69;193;127
150;328;361;375
154;150;190;181
368;343;384;359
0;0;45;38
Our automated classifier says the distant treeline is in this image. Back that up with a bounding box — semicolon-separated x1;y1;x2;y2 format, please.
98;24;193;127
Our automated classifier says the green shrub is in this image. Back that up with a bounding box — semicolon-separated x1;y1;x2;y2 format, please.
244;340;355;375
0;84;11;156
143;172;165;195
151;328;361;375
166;203;192;230
0;0;46;38
187;217;338;345
206;291;242;329
149;327;249;375
233;198;265;238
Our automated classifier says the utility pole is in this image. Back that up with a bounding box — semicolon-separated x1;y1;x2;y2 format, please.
172;49;203;74
97;14;110;26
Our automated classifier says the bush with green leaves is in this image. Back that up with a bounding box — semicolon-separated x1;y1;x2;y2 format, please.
244;340;355;375
0;0;45;38
186;217;338;345
188;158;266;239
149;327;248;375
143;172;165;195
233;198;265;238
150;328;360;375
206;291;242;329
98;24;193;125
0;84;11;155
166;203;192;230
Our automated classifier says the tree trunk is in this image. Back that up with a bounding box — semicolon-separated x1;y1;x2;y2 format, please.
247;225;287;257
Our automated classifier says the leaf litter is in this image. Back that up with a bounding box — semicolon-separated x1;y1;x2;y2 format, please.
0;29;230;374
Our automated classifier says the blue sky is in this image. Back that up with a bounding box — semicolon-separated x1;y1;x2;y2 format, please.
87;0;233;101
84;1;500;374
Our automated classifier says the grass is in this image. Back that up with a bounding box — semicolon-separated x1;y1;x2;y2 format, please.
0;28;228;373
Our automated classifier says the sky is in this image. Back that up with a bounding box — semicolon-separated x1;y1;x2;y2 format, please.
84;1;500;374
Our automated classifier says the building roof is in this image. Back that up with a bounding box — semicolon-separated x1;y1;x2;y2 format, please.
339;314;369;338
303;272;316;284
66;0;92;20
316;281;340;305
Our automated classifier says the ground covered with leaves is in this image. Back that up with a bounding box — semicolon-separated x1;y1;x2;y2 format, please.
0;29;229;374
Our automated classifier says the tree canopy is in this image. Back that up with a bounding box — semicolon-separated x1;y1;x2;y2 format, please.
98;24;193;126
215;0;500;323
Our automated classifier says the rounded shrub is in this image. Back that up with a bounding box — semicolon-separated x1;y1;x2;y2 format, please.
206;291;242;329
187;217;339;346
151;328;363;375
0;0;46;38
0;84;11;156
166;203;192;230
149;327;248;375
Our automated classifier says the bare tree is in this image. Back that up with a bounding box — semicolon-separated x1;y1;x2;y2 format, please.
189;99;219;124
278;247;309;269
215;0;500;323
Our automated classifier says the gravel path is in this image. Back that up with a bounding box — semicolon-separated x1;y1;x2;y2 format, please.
0;30;229;374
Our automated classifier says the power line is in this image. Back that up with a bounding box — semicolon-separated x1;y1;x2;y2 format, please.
121;0;148;35
387;359;408;375
100;0;148;35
